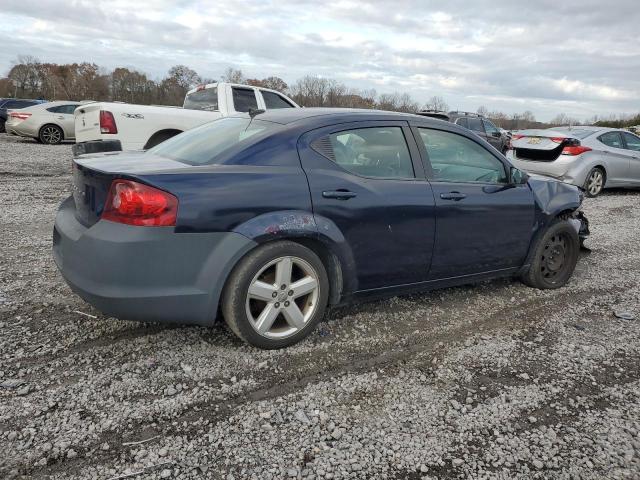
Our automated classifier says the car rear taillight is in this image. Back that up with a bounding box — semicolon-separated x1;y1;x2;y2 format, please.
550;137;566;143
9;112;31;120
512;134;525;140
99;110;118;134
102;179;178;226
561;145;592;156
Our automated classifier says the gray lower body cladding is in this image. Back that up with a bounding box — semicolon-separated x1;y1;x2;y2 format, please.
53;196;256;326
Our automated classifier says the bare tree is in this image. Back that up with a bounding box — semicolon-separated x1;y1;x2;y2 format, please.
167;65;201;90
221;67;244;84
477;105;489;116
423;95;448;112
247;76;288;93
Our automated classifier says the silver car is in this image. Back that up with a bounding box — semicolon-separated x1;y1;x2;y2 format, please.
5;101;80;144
507;126;640;197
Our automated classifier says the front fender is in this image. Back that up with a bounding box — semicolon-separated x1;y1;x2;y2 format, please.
518;176;586;275
528;175;582;221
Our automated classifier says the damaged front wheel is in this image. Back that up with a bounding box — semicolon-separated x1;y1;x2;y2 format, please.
522;220;580;289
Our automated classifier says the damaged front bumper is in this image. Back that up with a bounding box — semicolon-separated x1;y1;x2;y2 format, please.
568;210;590;248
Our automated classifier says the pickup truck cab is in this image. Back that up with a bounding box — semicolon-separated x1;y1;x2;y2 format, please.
72;82;299;156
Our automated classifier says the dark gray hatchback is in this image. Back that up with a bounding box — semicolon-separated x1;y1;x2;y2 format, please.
417;110;510;153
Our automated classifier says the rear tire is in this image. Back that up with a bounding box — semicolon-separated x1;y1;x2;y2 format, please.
222;241;329;349
39;124;63;145
522;220;579;289
583;167;605;197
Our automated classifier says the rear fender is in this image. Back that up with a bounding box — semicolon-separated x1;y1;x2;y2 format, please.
232;210;358;296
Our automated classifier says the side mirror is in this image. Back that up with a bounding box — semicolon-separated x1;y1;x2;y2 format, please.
509;167;528;185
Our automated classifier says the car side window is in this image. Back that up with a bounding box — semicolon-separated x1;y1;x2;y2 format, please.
261;91;294;109
467;118;484;133
622;132;640;152
323;127;415;179
232;88;258;112
59;104;77;114
599;132;623;149
456;118;468;128
483;120;499;134
417;128;508;184
47;106;62;113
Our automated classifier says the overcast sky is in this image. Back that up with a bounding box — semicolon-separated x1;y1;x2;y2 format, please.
1;0;639;121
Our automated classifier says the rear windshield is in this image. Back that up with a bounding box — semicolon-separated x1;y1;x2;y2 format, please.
183;87;218;111
148;117;278;165
547;129;593;139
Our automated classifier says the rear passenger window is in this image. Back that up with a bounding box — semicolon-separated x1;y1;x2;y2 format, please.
62;104;79;114
622;132;640;152
418;128;507;183
599;132;623;149
322;127;414;179
232;88;258;112
467;118;484;132
261;91;293;109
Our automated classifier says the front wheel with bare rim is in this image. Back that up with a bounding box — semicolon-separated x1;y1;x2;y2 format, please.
521;220;580;289
222;241;329;349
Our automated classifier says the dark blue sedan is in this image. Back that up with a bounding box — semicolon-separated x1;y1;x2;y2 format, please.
54;109;589;349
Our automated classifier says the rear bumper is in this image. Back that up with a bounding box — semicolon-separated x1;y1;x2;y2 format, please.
5;124;33;137
53;196;256;326
72;140;122;158
508;153;585;185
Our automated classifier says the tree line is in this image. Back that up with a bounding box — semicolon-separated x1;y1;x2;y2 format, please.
2;56;635;130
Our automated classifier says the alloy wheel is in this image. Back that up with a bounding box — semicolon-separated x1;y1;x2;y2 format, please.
245;256;320;339
41;126;62;144
587;170;603;196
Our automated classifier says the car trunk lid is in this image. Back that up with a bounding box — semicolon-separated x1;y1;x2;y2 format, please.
72;152;189;227
512;129;588;162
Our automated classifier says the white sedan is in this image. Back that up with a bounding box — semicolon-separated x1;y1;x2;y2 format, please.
5;101;80;144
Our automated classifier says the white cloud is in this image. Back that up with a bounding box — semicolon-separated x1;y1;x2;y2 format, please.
0;0;638;121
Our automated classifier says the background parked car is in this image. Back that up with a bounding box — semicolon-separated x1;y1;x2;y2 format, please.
416;110;510;153
54;109;588;349
5;100;80;144
0;98;47;133
73;82;300;156
508;126;640;197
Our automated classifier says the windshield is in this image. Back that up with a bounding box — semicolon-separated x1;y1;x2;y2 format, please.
148;117;278;165
183;86;218;111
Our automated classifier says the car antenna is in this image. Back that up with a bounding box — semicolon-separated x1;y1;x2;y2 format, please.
245;107;266;132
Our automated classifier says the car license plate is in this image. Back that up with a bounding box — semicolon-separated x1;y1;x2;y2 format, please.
528;137;542;144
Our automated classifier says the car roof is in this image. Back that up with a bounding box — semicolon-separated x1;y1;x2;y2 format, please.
17;100;79;112
251;107;425;125
42;100;81;107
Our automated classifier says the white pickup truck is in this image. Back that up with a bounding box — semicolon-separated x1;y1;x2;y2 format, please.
72;82;299;156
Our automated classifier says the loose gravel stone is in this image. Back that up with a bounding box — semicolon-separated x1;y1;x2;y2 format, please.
0;134;639;479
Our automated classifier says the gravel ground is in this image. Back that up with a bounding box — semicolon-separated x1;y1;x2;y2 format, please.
1;133;639;480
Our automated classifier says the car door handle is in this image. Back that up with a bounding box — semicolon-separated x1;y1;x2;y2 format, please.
322;190;357;200
440;192;467;201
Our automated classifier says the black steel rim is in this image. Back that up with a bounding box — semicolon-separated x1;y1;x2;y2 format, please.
540;232;573;283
